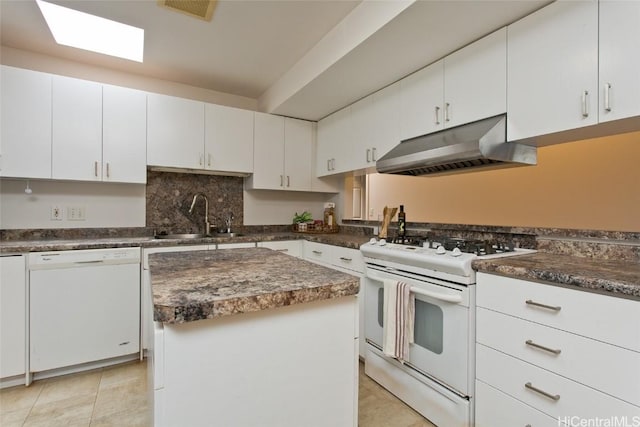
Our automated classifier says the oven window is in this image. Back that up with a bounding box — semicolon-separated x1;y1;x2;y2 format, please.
414;299;444;354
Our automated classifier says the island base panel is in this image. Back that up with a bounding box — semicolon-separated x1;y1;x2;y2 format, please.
151;295;358;427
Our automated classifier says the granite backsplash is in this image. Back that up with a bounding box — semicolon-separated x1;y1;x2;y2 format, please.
146;171;243;235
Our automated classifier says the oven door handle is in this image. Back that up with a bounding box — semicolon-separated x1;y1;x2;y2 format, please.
410;287;462;303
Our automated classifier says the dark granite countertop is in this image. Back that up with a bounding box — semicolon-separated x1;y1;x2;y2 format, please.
0;232;371;253
473;252;640;300
149;247;360;324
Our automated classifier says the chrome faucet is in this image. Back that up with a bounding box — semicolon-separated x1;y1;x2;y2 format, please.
225;212;234;234
188;193;211;236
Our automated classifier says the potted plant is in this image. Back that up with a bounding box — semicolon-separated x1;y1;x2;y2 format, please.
292;211;313;232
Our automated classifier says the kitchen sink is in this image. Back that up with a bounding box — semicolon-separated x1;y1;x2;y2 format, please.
213;232;244;238
154;233;205;239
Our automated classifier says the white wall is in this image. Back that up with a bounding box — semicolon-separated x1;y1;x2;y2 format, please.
0;46;258;110
0;179;145;229
243;189;337;226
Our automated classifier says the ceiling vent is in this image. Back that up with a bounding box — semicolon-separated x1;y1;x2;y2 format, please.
158;0;217;22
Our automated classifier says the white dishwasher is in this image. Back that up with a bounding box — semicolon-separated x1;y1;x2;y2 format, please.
29;247;141;373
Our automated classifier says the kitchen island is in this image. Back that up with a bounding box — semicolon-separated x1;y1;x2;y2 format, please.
147;247;360;427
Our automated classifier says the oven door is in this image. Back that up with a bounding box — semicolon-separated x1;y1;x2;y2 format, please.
364;264;471;396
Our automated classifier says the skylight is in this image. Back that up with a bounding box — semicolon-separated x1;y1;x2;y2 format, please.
36;0;144;62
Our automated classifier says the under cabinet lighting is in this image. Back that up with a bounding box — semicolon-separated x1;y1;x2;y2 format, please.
36;0;144;62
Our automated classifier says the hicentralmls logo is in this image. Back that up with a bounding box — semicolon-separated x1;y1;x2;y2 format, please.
558;416;640;427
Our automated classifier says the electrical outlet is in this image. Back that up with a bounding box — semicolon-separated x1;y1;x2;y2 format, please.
369;208;375;218
67;206;86;221
50;205;63;221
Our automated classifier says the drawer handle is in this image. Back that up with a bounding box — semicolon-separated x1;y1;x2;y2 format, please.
312;250;322;255
339;257;352;262
525;300;561;312
525;382;560;401
525;340;561;355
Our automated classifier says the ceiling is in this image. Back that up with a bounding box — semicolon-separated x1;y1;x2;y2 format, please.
0;0;549;121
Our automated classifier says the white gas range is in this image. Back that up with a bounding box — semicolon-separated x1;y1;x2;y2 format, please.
360;235;535;427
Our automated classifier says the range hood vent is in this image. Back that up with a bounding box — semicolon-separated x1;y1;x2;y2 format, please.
376;114;537;177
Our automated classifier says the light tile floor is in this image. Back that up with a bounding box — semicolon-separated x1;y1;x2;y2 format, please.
1;361;435;427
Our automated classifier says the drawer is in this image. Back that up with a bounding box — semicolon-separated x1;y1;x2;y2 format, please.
477;307;640;406
303;241;332;265
476;344;640;420
476;273;640;352
331;246;364;274
475;379;561;427
257;241;302;258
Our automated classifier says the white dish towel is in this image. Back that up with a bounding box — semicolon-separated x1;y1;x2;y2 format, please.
382;279;415;363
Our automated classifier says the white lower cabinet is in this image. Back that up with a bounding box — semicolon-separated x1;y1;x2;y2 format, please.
0;255;26;383
475;273;640;424
475;380;561;427
303;241;366;358
257;240;303;258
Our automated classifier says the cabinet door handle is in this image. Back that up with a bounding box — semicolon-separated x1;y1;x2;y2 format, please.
208;153;212;167
280;175;284;187
339;257;352;262
524;382;560;401
525;299;561;312
435;106;441;125
312;250;322;255
94;161;98;177
525;340;562;355
372;147;377;161
106;162;110;178
331;158;335;170
327;159;331;171
444;102;451;122
366;149;371;163
199;154;204;166
287;175;290;187
581;90;589;118
604;83;612;112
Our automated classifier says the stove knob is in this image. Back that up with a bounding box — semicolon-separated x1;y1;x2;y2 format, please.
369;238;377;245
451;247;462;257
436;245;446;255
379;239;387;246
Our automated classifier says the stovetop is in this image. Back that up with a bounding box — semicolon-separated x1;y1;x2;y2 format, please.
360;235;536;284
387;235;517;256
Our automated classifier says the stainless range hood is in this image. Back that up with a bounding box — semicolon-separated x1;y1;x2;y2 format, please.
376;115;536;176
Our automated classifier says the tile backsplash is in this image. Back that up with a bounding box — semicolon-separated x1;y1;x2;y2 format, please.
146;171;243;234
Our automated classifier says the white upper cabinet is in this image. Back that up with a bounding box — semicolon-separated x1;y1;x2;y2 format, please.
147;93;205;170
507;0;598;142
102;85;147;184
370;82;401;162
444;27;506;127
249;114;316;191
283;117;313;191
204;104;254;174
0;66;52;179
400;27;506;141
350;81;401;171
399;60;444;141
316;106;352;177
250;112;285;189
598;0;640;123
52;76;103;181
350;95;376;171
